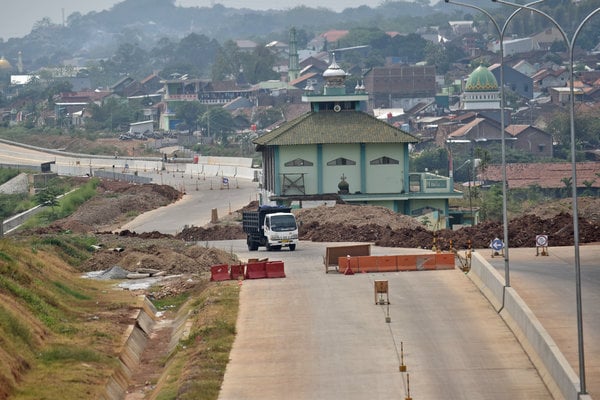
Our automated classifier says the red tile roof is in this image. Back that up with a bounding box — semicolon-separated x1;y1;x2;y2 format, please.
481;162;600;189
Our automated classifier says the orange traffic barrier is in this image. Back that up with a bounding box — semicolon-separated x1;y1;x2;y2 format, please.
230;264;245;280
357;256;377;272
435;253;455;269
245;262;267;279
416;254;437;270
378;256;397;272
266;261;286;278
397;255;416;267
210;264;230;281
335;253;456;274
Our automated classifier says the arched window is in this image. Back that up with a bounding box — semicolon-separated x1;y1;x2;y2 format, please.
327;157;356;166
284;158;313;167
370;156;399;165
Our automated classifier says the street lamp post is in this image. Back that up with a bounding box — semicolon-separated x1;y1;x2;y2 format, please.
445;0;541;287
491;1;600;395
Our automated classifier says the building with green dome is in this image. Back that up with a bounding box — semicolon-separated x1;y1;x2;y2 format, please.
461;65;500;110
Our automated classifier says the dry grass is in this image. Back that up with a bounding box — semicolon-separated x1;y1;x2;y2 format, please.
0;237;144;399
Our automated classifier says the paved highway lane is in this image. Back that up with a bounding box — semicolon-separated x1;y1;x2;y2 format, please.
212;241;552;400
486;245;600;398
118;176;259;234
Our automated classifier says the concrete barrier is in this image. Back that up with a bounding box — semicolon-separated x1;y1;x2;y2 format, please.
99;296;155;400
467;252;589;400
337;253;456;273
468;252;505;311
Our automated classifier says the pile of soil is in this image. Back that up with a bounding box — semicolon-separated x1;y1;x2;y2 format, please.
79;235;239;275
60;179;183;233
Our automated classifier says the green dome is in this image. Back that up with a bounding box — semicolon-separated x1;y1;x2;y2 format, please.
465;65;498;92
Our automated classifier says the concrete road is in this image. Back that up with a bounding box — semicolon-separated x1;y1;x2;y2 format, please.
486;245;600;398
213;240;552;400
118;173;259;234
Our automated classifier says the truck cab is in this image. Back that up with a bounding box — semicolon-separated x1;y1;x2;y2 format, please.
243;206;298;251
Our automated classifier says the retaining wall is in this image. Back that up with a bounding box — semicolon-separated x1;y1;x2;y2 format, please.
99;297;157;400
469;252;591;400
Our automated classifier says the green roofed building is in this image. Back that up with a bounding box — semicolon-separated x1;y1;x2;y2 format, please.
253;54;462;226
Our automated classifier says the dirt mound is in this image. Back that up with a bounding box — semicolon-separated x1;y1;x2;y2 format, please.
176;224;245;241
59;180;183;233
296;201;600;250
296;204;422;231
79;234;239;275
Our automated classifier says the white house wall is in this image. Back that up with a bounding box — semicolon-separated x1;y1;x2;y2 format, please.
322;144;361;194
365;143;405;193
278;145;319;194
277;143;408;196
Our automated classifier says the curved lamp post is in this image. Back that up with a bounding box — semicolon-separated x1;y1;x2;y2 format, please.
492;1;600;395
444;0;543;289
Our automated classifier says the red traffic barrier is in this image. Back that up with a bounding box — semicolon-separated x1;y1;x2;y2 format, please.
210;264;230;281
230;264;245;280
245;262;267;279
266;261;285;278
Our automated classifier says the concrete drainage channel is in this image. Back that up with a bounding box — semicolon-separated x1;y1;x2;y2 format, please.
98;296;192;400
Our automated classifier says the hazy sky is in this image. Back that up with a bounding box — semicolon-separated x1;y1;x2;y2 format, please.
1;0;382;40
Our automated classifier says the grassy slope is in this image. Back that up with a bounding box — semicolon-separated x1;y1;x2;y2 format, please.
0;237;138;399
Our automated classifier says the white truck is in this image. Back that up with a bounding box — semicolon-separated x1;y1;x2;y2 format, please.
242;205;298;251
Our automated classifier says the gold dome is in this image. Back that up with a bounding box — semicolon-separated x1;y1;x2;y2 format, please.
0;57;12;70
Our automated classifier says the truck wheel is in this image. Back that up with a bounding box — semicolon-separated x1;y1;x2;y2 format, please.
248;241;258;251
289;244;296;251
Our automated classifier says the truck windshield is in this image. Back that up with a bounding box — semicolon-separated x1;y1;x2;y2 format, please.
270;215;297;231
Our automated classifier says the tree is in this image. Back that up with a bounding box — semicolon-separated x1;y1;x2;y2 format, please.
200;108;235;144
212;40;243;81
86;97;134;132
547;108;600;160
410;147;449;175
480;184;503;221
112;43;150;76
34;184;62;218
240;45;279;84
175;102;206;134
255;107;283;129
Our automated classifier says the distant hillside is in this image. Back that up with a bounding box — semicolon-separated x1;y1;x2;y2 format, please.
0;0;452;71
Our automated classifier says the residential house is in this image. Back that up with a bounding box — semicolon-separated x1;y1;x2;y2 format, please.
289;72;324;94
253;55;462;226
110;76;146;98
448;21;474;36
488;63;534;100
444;117;553;160
299;55;329;72
235;40;258;53
54;90;112;127
481;162;600;192
491;37;533;57
512;60;538;77
532;67;568;92
363;65;436;110
159;77;255;130
531;27;564;51
549;87;584;106
141;73;164;94
505;124;553;158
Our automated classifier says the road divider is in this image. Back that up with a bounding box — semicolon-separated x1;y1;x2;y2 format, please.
337;253;455;273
